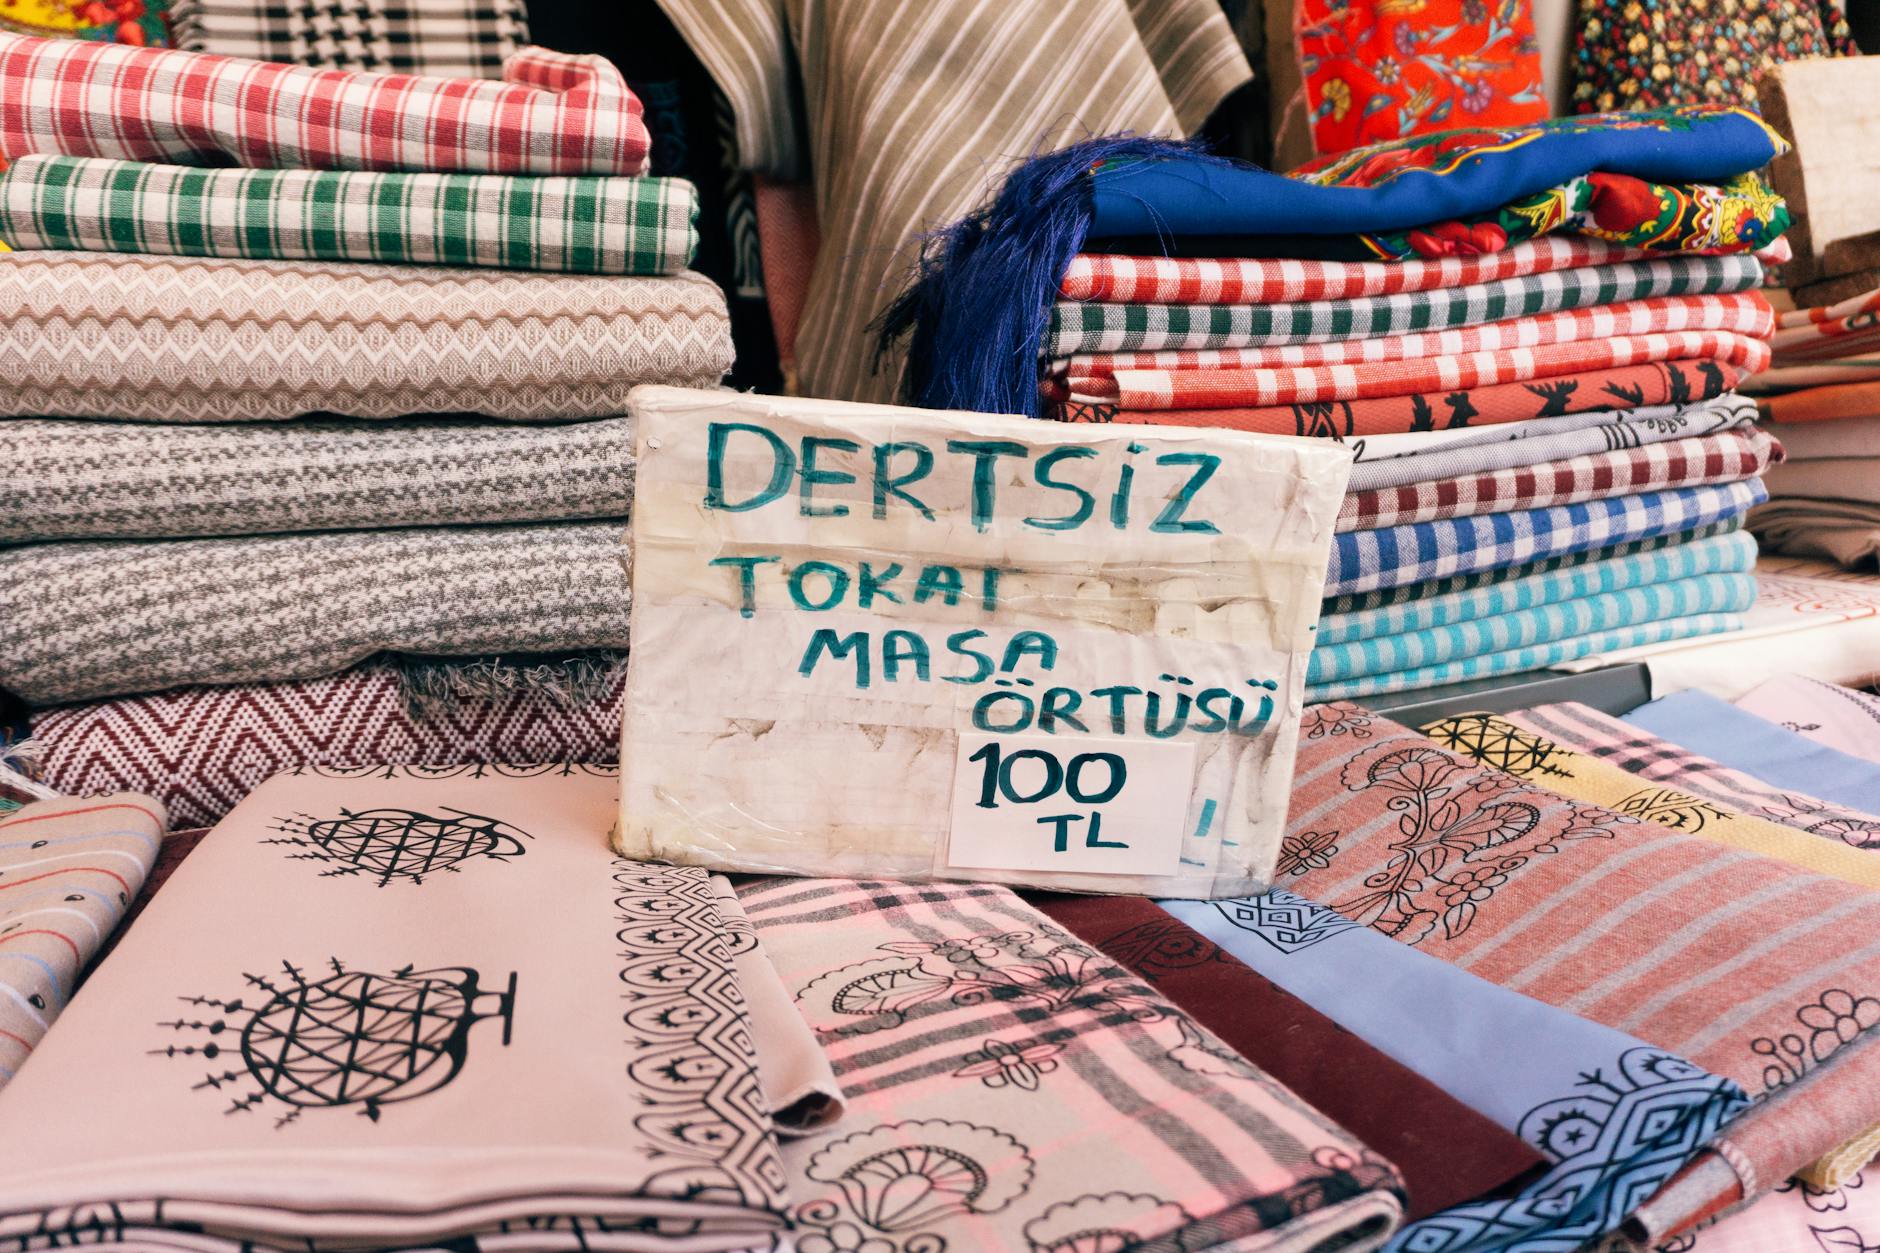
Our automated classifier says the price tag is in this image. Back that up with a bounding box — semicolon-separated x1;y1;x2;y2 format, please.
944;732;1196;877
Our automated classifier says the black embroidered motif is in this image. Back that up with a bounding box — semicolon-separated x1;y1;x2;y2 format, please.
289;763;618;781
792;1119;1035;1253
1276;828;1341;877
1753;989;1880;1091
1305;704;1375;741
155;959;515;1127
1291;400;1355;439
952;1037;1064;1091
266;807;531;885
1023;1193;1197;1253
1424;713;1574;778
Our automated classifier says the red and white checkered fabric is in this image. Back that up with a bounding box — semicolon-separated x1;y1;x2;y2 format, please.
1335;428;1781;532
1053;292;1775;387
0;32;647;174
1089;330;1773;409
1059;236;1793;305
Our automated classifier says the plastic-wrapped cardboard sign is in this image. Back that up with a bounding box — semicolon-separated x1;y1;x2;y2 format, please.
614;386;1352;898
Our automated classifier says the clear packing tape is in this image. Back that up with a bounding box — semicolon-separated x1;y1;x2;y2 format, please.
613;386;1354;898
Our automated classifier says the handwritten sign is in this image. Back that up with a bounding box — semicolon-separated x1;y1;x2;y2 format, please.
613;386;1352;898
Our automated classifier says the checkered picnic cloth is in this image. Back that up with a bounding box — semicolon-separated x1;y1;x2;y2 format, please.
1051;292;1775;386
1098;332;1771;410
1308;573;1758;685
0;156;697;275
0;32;647;175
1335;428;1779;532
169;0;528;79
1045;253;1764;357
1060;237;1658;303
1327;478;1768;596
1303;613;1743;703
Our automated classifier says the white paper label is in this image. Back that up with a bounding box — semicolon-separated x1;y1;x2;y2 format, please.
944;732;1196;877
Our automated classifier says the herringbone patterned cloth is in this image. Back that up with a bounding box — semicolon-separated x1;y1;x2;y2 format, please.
0;251;731;421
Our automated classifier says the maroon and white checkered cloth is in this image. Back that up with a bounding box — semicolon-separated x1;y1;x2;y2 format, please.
1335;428;1780;533
1051;292;1775;388
0;32;647;174
1058;236;1794;304
1094;330;1773;410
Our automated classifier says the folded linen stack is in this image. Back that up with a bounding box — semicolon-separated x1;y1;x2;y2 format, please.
1748;282;1880;568
887;109;1796;703
0;34;727;794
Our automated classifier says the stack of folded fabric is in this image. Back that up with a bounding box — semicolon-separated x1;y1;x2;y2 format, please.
0;34;732;820
1748;281;1880;568
886;110;1798;703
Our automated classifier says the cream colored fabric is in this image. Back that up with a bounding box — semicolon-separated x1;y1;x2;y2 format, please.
656;0;1252;403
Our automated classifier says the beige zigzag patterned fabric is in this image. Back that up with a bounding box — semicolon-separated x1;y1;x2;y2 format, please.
0;252;732;422
0;521;632;705
0;418;637;542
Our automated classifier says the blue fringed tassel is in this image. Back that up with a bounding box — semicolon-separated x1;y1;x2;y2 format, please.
875;134;1229;419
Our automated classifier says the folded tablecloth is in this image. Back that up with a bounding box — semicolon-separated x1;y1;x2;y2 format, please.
1336;428;1778;532
1766;459;1880;506
1270;702;1880;1243
0;767;792;1251
0;155;699;276
1328;479;1767;596
1045;253;1764;357
27;664;625;831
0;520;632;705
1628;689;1880;814
1760;413;1880;461
1761;379;1880;424
0;793;163;1088
0;32;647;174
0;417;638;542
0;251;731;421
1305;613;1744;704
1166;889;1747;1253
1734;674;1880;766
1310;574;1756;685
1751;497;1880;569
740;876;1408;1252
169;0;529;79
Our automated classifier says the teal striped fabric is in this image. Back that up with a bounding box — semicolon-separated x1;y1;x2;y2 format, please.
1305;613;1745;703
0;155;698;276
1307;572;1757;685
1316;530;1758;646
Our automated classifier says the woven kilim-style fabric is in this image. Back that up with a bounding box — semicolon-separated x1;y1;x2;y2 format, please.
1329;480;1767;596
1099;332;1771;411
1051;292;1775;384
1310;574;1757;686
1317;530;1759;646
0;418;638;542
0;251;731;422
0;521;632;705
1058;236;1666;303
0;156;698;276
1321;519;1743;616
1305;614;1745;703
0;32;647;174
1336;429;1779;532
1044;253;1763;356
168;0;528;78
27;667;624;832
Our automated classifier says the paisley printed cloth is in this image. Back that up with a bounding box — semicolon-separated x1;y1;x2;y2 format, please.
1259;702;1880;1243
0;794;163;1088
1735;675;1880;766
1295;0;1547;160
1163;889;1747;1253
1305;613;1744;703
0;766;794;1251
1570;0;1858;114
1629;690;1880;815
1317;529;1758;644
1079;359;1746;436
1310;573;1756;684
1335;428;1778;532
736;876;1407;1253
1030;891;1549;1222
1328;478;1766;596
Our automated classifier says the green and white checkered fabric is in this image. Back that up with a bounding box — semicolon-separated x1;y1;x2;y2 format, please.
1045;253;1765;356
0;154;698;276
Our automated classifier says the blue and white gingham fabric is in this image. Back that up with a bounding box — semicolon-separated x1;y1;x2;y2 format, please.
1315;530;1759;646
1305;612;1744;702
1326;479;1767;596
1308;572;1756;684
